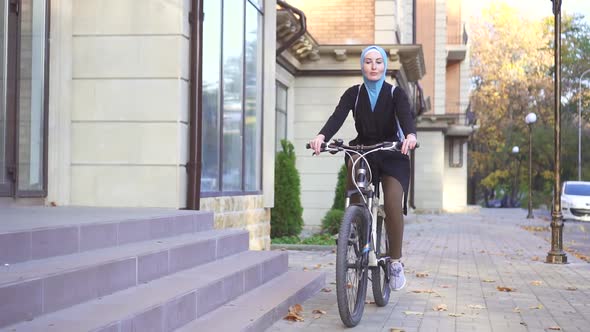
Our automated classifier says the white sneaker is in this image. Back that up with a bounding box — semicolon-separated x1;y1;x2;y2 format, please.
389;261;406;291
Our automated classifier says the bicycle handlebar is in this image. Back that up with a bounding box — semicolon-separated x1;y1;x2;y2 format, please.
306;140;419;154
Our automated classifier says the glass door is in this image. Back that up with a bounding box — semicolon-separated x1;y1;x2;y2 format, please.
0;0;18;196
17;0;48;195
0;0;48;198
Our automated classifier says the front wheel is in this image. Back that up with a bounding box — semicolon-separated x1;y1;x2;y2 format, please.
336;205;369;327
371;214;391;306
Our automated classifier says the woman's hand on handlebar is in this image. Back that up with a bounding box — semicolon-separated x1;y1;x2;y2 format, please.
309;134;326;155
402;134;417;155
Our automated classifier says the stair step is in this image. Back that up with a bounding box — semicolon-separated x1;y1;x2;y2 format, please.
178;270;325;332
2;251;288;332
0;207;214;264
0;229;249;328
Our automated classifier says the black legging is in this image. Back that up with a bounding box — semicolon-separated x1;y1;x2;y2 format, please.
346;158;404;260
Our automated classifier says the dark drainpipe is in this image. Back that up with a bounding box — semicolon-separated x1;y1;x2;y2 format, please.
187;0;204;210
410;0;417;210
276;0;307;56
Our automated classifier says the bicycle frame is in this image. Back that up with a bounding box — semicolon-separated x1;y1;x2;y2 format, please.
344;149;385;267
319;140;404;266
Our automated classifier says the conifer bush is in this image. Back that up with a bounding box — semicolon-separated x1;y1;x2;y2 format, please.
271;140;303;238
321;163;348;234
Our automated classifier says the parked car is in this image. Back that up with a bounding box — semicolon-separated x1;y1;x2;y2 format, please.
561;181;590;222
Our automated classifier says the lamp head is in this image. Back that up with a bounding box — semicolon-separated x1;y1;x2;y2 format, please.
525;112;537;125
512;146;520;154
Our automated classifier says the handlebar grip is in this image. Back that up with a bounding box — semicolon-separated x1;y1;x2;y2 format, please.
306;142;327;149
391;141;420;150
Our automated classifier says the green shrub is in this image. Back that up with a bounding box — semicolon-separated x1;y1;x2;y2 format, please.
271;140;303;238
271;233;335;246
332;164;348;210
321;208;344;235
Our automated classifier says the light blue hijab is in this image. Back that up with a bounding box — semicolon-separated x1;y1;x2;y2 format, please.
360;46;388;111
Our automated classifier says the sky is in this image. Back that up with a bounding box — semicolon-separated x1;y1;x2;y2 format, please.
465;0;590;24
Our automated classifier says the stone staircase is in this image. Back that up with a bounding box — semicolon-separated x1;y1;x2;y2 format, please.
0;207;324;331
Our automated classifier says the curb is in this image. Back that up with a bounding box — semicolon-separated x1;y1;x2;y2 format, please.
270;244;336;251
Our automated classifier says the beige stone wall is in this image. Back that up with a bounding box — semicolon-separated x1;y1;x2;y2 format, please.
442;138;468;211
287;0;374;44
200;195;271;251
414;130;445;212
48;0;191;208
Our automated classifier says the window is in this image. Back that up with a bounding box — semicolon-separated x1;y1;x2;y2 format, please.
201;0;263;194
449;137;463;168
275;82;288;151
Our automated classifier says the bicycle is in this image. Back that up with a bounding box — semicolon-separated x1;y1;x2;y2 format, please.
307;139;416;327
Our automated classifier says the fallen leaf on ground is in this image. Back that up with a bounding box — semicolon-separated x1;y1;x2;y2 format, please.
513;307;521;313
468;304;486;309
448;313;463;317
403;311;423;316
312;309;326;319
283;304;304;322
531;256;540;261
566;286;578;291
439;284;451;288
416;272;429;278
530;280;543;286
529;304;543;310
497;286;515;292
482;279;496;283
303;267;309;272
479;250;486;253
321;287;332;293
390;328;405;332
411;289;441;297
520;322;528;326
573;252;590;262
548;327;561;330
433;304;448;311
521;225;550;232
314;264;322;269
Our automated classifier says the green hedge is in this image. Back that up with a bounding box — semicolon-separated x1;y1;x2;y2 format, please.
271;140;303;238
321;163;347;234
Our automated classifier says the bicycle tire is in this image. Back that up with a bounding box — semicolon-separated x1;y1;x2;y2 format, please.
336;205;369;327
371;214;391;307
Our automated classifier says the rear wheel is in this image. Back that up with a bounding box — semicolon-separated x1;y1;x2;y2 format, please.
336;205;369;327
371;213;391;306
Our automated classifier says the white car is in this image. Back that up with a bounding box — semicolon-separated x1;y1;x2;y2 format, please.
561;181;590;221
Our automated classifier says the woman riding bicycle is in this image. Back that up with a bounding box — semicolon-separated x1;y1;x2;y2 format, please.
309;45;417;292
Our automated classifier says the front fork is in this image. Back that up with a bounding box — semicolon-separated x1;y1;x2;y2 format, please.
367;196;379;267
344;191;378;267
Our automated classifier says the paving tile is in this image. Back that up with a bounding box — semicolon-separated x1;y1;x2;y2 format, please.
265;209;590;332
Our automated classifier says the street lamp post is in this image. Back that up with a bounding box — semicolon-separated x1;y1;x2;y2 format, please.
511;146;520;207
525;113;537;219
547;0;567;264
578;68;590;181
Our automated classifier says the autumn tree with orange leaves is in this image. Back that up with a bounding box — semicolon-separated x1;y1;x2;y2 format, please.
468;3;590;207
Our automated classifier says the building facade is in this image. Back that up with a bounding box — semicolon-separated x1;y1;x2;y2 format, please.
276;0;474;231
1;0;473;247
1;0;276;250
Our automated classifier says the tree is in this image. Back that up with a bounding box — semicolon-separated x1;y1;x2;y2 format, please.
271;140;304;237
469;4;590;207
469;3;554;205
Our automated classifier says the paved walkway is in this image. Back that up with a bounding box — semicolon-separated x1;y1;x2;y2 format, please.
267;208;590;332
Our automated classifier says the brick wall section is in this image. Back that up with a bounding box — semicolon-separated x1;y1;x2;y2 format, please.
287;0;375;44
200;195;270;250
